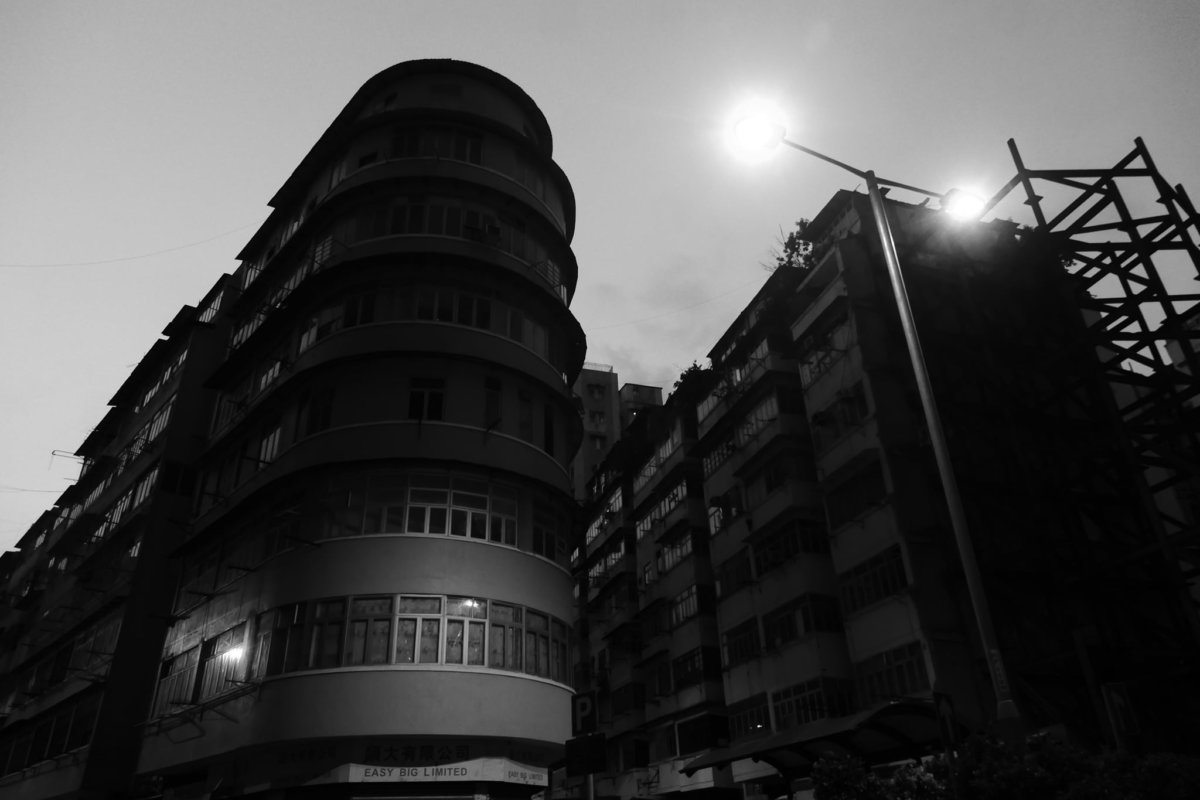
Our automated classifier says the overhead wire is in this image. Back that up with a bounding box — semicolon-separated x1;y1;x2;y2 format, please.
0;221;259;269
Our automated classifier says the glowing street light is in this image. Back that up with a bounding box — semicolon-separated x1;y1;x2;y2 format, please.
942;188;988;221
733;108;1021;731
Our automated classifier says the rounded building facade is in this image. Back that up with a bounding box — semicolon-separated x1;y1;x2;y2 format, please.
137;61;585;799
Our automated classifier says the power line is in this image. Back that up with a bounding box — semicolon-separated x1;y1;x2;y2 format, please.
0;222;259;269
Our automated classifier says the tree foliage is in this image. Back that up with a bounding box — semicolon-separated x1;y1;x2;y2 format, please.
811;736;1200;800
768;218;815;271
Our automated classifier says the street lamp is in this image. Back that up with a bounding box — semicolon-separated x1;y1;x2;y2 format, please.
734;112;1020;730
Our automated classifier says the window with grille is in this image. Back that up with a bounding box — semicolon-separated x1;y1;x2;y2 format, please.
722;618;761;668
728;694;770;741
346;597;394;665
772;677;855;729
838;544;908;614
198;623;247;700
716;548;753;598
854;641;929;706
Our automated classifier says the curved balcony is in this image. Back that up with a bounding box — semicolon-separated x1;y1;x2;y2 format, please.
194;421;569;535
329;157;569;236
138;667;570;774
293;320;568;394
261;534;572;616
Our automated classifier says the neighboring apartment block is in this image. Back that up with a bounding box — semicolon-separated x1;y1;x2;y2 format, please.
571;365;664;501
0;279;228;799
566;189;1200;800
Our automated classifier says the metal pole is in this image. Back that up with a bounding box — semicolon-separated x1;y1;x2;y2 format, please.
863;170;1021;727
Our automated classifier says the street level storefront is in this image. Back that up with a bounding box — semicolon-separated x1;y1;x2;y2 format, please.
681;698;951;785
139;737;557;800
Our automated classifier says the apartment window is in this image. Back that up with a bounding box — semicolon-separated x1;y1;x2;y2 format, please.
154;646;199;716
649;724;677;763
343;293;375;328
855;641;929;706
671;647;707;690
722;618;761;668
543;403;555;456
839;544;908;614
458;293;492;329
669;586;699;628
396;596;443;664
409;378;445;421
146;395;175;442
258;360;282;394
746;456;796;507
197;623;247;701
728;694;771;741
489;602;523;670
306;600;346;669
825;458;887;529
484;378;502;429
405;476;450;534
490;488;518;545
716;548;753;598
445;597;487;665
518;392;534;441
612;682;646;717
532;502;559;559
362;472;406;534
244;593;568;683
676;714;725;756
296;386;335;437
762;594;842;650
752;519;828;577
299;306;342;352
450;478;490;538
657;531;693;574
636;516;653;542
258;424;282;465
735;394;779;447
415;287;453;321
702;437;736;477
773;678;855;730
811;382;870;451
346;597;393;666
524;611;552;677
132;465;159;508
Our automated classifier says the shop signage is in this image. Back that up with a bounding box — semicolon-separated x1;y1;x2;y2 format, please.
347;757;547;786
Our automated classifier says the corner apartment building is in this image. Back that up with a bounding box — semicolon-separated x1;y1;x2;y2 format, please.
134;59;586;800
570;188;1200;800
0;279;229;799
1;59;587;800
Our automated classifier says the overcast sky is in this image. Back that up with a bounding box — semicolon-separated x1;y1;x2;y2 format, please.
2;0;1198;550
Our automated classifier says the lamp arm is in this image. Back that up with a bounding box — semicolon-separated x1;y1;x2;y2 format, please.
781;138;944;200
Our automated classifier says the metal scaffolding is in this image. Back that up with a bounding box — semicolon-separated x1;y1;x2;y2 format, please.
983;137;1200;624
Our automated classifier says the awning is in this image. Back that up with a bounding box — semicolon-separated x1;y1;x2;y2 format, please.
680;697;947;777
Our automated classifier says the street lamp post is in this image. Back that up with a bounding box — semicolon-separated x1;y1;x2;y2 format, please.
744;125;1020;729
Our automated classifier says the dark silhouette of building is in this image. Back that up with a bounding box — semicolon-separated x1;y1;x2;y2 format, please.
0;279;228;799
567;170;1200;800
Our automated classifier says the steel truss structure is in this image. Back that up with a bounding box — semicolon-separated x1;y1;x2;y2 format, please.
982;139;1200;615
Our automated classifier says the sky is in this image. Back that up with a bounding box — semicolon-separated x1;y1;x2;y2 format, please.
2;0;1199;550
